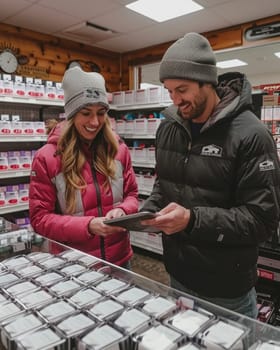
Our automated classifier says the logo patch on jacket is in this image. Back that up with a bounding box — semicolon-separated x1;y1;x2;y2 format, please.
259;160;275;171
30;170;37;177
201;144;222;157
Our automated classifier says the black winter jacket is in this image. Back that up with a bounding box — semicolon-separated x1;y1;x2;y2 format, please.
142;72;280;298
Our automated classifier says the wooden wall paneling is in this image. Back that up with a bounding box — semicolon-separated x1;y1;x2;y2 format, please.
0;23;121;91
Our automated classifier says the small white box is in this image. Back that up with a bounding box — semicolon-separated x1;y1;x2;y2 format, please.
125;119;134;134
147;118;161;135
124;90;135;105
112;91;125;105
135;88;148;104
148;86;162;103
134;147;147;162
134;118;147;134
115;119;126;134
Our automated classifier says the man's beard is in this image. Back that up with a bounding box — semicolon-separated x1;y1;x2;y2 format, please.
177;96;207;121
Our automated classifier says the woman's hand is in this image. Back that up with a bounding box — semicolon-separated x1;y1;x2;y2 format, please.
105;208;126;219
88;216;126;237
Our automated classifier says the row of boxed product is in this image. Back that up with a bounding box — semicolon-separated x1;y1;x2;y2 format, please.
261;106;280;119
0;184;29;207
0;150;36;171
0;249;278;350
111;86;172;105
114;117;162;135
0;118;46;136
129;146;155;165
0;75;64;101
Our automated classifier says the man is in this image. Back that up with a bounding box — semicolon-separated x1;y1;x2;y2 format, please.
141;32;280;318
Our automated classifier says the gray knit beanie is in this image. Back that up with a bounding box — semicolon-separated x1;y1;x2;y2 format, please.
159;32;218;85
62;66;109;119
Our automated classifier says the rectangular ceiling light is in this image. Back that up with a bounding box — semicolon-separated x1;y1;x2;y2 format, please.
274;52;280;58
216;59;248;69
126;0;203;22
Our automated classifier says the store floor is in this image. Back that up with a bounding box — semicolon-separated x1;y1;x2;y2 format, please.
131;247;170;286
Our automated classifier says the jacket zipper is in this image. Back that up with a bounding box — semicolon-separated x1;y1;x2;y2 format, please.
91;165;106;261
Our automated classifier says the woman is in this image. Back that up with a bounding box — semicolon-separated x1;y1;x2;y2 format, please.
29;67;138;267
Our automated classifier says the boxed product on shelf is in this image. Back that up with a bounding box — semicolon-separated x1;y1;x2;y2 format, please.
148;86;162;103
55;82;64;100
146;117;161;134
13;76;26;97
135;88;149;104
19;151;32;169
0;152;8;171
133;146;147;163
1;75;14;96
45;80;57;99
125;119;134;133
112;91;125;105
134;118;147;134
11;119;23;134
115;119;126;134
7;151;20;170
124;90;135;104
0;117;11;135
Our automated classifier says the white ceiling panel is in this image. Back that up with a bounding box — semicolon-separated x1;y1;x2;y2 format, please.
37;0;121;20
0;0;32;21
210;0;280;25
84;7;155;34
3;4;79;33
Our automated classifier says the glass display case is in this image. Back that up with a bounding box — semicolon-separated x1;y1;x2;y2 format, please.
0;232;280;350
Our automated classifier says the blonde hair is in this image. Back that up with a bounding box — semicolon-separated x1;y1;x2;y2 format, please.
57;116;119;214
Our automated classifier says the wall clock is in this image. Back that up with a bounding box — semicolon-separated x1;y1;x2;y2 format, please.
0;49;18;73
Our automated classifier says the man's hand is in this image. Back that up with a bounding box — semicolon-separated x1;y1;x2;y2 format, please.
141;202;190;235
